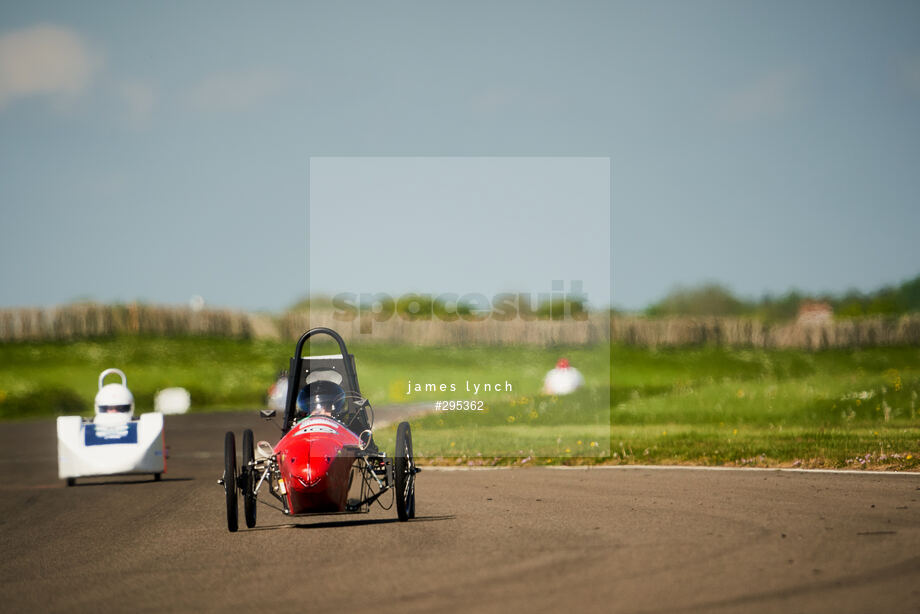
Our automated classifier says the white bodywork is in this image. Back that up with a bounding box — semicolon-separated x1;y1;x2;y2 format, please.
542;366;585;396
57;412;166;480
154;387;191;414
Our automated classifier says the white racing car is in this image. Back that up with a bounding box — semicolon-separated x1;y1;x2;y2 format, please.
57;368;166;486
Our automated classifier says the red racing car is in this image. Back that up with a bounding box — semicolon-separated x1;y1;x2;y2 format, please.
219;328;419;532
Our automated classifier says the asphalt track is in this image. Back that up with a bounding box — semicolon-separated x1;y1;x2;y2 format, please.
1;412;919;614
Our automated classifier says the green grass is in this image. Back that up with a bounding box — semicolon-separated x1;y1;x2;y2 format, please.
382;344;920;468
1;337;918;469
0;335;609;417
0;337;289;416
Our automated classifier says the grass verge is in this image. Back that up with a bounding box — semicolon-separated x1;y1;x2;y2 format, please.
1;337;918;469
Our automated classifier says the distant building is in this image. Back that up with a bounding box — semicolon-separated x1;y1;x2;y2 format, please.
797;301;833;325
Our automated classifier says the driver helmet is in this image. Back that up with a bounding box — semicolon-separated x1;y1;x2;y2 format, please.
296;380;346;421
94;368;135;418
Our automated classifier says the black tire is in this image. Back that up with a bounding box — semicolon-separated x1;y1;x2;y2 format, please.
394;421;416;521
66;477;75;487
224;431;238;532
242;429;257;529
153;473;162;482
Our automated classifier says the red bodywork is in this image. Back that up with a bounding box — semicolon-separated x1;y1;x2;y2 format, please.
274;416;362;514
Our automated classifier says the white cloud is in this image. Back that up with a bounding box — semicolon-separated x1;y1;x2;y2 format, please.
0;24;100;109
188;68;287;112
120;80;155;126
718;68;805;123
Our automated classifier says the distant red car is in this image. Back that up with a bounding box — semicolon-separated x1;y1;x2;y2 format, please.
220;328;418;532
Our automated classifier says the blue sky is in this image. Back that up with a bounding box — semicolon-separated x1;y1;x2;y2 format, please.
309;157;610;307
1;1;919;311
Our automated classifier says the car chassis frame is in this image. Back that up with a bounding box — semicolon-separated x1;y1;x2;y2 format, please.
220;328;419;531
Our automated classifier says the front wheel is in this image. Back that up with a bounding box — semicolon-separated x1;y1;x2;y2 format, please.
224;431;238;532
394;421;416;521
242;429;257;529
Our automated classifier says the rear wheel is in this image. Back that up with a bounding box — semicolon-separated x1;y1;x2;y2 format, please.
66;478;75;487
153;473;162;482
242;429;257;529
394;421;416;521
224;431;238;532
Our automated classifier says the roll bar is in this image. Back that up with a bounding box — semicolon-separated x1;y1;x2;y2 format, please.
282;328;359;433
293;327;351;360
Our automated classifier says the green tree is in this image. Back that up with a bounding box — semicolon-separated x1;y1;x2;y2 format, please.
646;283;751;317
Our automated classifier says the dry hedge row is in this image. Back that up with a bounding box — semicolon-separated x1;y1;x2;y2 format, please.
0;304;255;341
277;312;610;347
2;304;919;349
610;315;920;350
